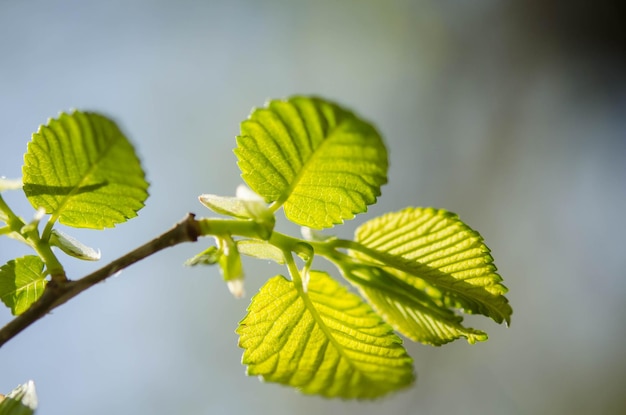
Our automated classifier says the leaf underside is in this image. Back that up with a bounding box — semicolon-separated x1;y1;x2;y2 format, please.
234;96;388;229
343;265;488;345
22;111;149;229
350;207;512;342
237;271;414;399
0;256;46;316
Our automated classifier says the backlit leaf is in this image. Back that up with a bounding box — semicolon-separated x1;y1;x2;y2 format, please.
234;96;387;229
236;240;285;264
237;271;414;399
342;264;488;345
0;256;46;315
185;246;221;266
352;207;512;325
22;111;149;229
198;194;250;218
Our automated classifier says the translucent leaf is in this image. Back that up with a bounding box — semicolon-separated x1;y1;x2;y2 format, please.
199;186;275;239
0;256;46;315
234;96;388;229
0;381;38;415
236;240;285;264
353;207;512;325
22;111;149;229
185;246;221;266
198;194;250;218
343;265;488;345
237;271;414;399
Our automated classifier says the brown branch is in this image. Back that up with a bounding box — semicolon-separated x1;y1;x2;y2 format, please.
0;213;201;348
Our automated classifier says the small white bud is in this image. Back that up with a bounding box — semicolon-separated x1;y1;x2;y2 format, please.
0;177;23;192
301;227;332;242
236;184;263;202
50;229;101;261
227;279;245;299
3;380;38;412
33;207;46;221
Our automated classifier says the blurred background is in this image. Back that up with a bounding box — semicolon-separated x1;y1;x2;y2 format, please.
1;1;625;414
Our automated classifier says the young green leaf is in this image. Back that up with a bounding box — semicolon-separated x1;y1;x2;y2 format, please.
0;256;46;315
237;271;414;399
184;246;221;266
234;96;388;229
236;240;285;264
342;265;488;345
199;186;267;219
352;207;512;325
22;111;149;229
198;186;275;239
198;194;251;219
0;381;38;415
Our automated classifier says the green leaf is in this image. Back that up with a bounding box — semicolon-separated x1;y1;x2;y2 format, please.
236;240;285;264
352;207;512;325
22;111;149;229
198;194;251;219
342;265;488;345
185;246;221;266
0;381;38;415
237;271;414;399
0;256;46;315
234;96;388;229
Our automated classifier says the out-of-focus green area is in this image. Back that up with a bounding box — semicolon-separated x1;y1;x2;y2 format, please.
1;1;624;414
